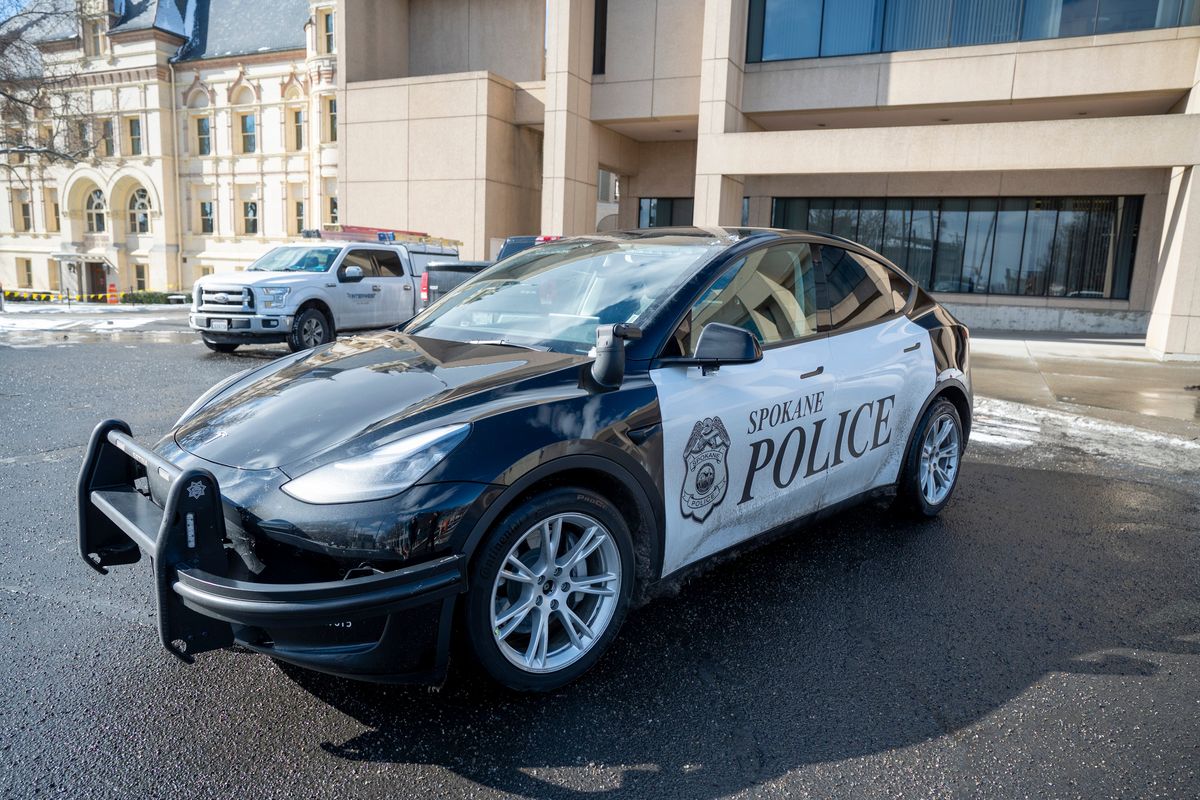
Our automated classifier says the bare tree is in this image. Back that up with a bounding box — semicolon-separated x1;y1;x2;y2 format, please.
0;0;94;181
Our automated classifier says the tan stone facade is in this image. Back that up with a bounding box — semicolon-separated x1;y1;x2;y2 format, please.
338;0;1200;358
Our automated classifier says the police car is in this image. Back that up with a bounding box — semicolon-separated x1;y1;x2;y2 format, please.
79;228;970;691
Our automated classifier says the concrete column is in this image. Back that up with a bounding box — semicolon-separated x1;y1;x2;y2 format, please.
1146;165;1200;358
541;0;596;237
693;0;753;227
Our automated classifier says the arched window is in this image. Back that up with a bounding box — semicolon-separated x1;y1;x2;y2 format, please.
85;189;106;233
127;188;150;234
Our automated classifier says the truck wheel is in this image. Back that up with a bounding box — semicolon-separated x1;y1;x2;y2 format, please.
895;397;963;517
202;338;239;354
288;308;332;352
464;487;635;692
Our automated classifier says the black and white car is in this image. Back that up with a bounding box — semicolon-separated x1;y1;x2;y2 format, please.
79;228;970;691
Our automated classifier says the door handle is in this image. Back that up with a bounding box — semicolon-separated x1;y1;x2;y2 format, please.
800;366;824;379
402;284;412;291
371;284;382;292
903;342;921;353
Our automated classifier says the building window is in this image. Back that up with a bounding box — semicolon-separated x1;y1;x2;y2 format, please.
770;194;1143;300
6;127;25;164
74;120;90;154
294;200;305;235
17;258;33;288
242;201;258;235
292;108;305;150
12;191;32;232
199;200;214;234
593;0;608;74
127;188;151;234
45;189;60;232
100;119;114;157
48;262;60;291
84;20;106;56
746;0;1200;62
320;9;336;53
328;196;338;224
638;197;694;228
239;114;256;154
135;264;147;291
196;117;212;156
85;189;106;233
324;97;337;142
126;117;142;156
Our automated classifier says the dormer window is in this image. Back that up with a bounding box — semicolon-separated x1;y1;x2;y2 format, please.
84;19;107;57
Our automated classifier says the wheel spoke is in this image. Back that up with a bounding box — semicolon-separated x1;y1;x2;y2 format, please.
494;597;534;640
558;604;594;649
523;607;549;668
501;555;537;584
539;518;562;570
561;525;605;570
571;572;617;597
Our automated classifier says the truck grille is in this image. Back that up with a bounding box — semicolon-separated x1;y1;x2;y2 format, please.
196;285;255;314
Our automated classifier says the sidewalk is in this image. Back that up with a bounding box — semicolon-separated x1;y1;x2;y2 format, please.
971;333;1200;440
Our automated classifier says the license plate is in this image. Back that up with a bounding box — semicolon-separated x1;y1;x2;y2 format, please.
209;318;229;331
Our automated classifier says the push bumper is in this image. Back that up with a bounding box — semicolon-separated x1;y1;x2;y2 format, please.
78;420;468;682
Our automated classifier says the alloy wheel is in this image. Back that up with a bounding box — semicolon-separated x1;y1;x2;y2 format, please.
919;412;960;505
301;316;325;347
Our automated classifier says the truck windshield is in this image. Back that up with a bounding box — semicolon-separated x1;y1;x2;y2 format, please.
247;246;341;272
405;237;723;354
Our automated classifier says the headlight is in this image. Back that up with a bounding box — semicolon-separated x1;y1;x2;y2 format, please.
281;424;470;504
260;287;291;308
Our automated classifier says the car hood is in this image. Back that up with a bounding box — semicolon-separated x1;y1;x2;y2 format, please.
198;271;324;288
173;332;589;471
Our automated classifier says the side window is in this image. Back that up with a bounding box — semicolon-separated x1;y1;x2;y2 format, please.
339;249;379;280
669;243;819;357
817;245;902;331
374;250;407;277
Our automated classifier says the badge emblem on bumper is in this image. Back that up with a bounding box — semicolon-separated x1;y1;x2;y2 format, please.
681;416;730;522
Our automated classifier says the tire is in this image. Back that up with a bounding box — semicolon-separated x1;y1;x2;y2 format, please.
288;307;333;352
896;397;964;517
464;487;635;692
202;338;239;354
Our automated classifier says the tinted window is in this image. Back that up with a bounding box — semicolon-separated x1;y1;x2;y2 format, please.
340;250;379;279
818;246;901;330
375;250;407;277
675;244;819;356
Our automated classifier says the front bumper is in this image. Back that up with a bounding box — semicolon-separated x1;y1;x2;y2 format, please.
189;311;292;344
78;420;468;683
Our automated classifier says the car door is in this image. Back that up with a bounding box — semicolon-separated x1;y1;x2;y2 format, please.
371;248;416;326
331;248;381;330
651;242;834;576
814;244;936;507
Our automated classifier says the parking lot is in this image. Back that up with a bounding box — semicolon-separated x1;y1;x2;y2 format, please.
1;329;1198;799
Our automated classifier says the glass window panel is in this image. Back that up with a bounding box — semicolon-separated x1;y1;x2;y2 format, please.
771;198;808;229
950;0;1021;45
857;199;886;253
907;199;939;288
882;198;912;270
1096;0;1180;33
932;198;968;292
670;198;694;226
883;0;952;50
832;198;859;239
989;198;1027;294
1109;196;1140;301
1049;198;1089;296
819;246;897;330
761;0;821;60
1021;0;1098;40
1018;198;1059;296
1077;197;1116;298
807;198;834;234
639;198;653;228
1184;0;1200;25
961;198;996;293
821;0;884;56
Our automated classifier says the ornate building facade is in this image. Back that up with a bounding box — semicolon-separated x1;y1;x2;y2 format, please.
0;0;338;297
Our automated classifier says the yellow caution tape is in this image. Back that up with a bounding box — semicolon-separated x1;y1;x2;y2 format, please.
3;290;127;302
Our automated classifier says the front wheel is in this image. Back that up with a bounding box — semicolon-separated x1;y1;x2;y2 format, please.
896;397;963;517
288;307;333;352
464;487;635;692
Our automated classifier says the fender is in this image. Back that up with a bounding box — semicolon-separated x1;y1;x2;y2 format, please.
900;377;973;470
461;449;665;584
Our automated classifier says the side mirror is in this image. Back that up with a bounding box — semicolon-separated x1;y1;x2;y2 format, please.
686;323;763;375
589;323;642;391
341;265;364;283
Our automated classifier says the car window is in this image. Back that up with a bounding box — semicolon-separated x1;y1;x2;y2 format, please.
668;243;819;357
818;245;903;331
374;250;407;278
339;249;379;279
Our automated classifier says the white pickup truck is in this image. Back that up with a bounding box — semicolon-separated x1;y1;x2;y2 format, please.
189;241;479;353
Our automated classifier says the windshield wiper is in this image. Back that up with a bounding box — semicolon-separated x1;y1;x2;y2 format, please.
467;339;548;351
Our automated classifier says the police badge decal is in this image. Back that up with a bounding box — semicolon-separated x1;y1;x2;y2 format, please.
681;416;730;522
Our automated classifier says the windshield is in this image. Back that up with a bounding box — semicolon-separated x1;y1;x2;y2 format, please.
405;237;724;354
247;246;341;272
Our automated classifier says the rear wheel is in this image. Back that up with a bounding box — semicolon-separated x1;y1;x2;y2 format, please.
288;307;332;352
202;338;238;354
464;487;634;692
896;397;963;517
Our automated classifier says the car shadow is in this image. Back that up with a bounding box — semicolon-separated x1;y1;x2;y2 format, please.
277;461;1200;798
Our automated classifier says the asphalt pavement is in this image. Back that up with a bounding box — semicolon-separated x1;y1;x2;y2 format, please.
1;331;1198;799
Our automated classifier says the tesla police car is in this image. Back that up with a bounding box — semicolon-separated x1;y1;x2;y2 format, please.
79;228;970;691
